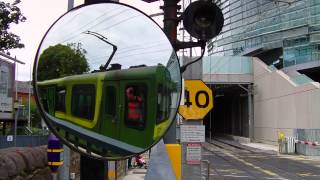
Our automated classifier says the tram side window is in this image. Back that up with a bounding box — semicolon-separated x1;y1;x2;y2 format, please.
105;86;116;116
125;85;146;130
55;87;66;112
71;85;95;120
156;85;170;124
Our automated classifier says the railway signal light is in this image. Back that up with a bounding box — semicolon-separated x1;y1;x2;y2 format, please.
183;1;224;41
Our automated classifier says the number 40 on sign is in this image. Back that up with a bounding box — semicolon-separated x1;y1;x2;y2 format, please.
178;80;213;120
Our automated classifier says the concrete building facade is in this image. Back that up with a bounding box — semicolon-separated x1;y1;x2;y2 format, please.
199;0;320;146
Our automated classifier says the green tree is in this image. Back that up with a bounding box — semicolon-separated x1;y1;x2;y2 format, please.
0;0;26;52
37;43;90;81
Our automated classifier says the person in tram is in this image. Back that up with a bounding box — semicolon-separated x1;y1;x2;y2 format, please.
126;87;143;126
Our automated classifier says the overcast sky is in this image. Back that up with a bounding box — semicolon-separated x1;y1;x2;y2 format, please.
37;3;172;71
4;0;164;81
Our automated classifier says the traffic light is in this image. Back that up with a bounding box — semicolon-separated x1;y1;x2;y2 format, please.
183;1;224;41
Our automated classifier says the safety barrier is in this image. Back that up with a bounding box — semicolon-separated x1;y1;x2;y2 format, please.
278;136;296;154
295;140;320;146
278;131;320;155
295;129;320;156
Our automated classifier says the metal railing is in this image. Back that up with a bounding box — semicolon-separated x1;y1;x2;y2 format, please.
201;160;210;180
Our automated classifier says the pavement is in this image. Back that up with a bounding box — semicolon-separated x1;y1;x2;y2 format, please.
210;137;320;161
121;138;320;180
122;151;149;180
241;142;278;151
122;168;147;180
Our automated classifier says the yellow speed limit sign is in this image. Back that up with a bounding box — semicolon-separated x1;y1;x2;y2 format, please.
178;80;213;120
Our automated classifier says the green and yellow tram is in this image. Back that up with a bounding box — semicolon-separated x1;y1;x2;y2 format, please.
38;64;176;157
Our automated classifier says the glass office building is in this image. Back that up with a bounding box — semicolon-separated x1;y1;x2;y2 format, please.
208;0;320;69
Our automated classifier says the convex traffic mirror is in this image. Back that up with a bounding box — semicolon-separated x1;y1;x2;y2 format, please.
33;2;181;160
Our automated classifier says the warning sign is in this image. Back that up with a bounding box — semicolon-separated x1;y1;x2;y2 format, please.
186;143;201;165
180;125;205;143
178;80;213;120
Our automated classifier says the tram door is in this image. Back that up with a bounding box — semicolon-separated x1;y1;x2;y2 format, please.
102;81;121;140
47;86;56;116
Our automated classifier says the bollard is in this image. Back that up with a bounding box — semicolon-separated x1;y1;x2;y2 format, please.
201;160;210;180
47;134;64;173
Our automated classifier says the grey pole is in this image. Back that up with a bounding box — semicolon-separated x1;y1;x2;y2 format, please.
248;84;254;141
58;145;70;180
238;84;254;141
14;105;21;147
68;0;74;11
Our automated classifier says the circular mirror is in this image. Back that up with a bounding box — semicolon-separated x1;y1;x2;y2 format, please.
33;2;181;160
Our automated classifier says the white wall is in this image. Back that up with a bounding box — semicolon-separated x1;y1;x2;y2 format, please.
253;58;320;144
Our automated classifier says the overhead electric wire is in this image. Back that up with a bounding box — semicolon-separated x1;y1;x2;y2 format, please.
85;40;169;60
57;8;127;44
88;47;172;63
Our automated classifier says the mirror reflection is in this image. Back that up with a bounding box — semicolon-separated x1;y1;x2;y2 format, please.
34;3;181;159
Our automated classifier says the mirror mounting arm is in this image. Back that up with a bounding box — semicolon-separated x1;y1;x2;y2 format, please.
83;31;118;71
179;41;206;73
174;40;205;50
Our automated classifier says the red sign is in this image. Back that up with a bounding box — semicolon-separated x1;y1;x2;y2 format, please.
186;143;201;165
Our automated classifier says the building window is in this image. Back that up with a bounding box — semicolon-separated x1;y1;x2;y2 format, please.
125;85;147;130
71;84;95;120
156;85;171;124
0;66;9;96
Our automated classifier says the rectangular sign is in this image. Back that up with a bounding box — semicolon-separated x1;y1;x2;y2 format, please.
7;135;13;142
180;125;205;143
0;97;13;112
186;143;201;165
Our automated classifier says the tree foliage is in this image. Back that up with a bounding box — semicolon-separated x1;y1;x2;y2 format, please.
0;0;26;52
37;43;90;81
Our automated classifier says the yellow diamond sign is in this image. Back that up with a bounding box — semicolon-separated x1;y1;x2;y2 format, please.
178;80;213;120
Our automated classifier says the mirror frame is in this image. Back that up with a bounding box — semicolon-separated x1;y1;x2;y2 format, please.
32;1;182;160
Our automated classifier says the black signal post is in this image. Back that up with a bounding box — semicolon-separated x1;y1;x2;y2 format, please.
80;4;108;180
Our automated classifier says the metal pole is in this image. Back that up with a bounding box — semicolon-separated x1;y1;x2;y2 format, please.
238;84;254;140
182;0;185;58
15;62;18;101
28;66;31;130
14;106;20;147
201;160;210;180
162;0;179;46
51;173;58;180
209;85;212;141
248;84;253;141
68;0;74;11
189;0;192;58
58;145;70;180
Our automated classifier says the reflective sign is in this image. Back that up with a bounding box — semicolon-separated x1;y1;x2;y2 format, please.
178;80;213;120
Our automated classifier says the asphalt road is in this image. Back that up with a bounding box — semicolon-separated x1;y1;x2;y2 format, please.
202;140;320;180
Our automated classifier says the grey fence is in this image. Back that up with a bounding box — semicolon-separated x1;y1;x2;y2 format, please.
0;135;48;149
295;129;320;156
